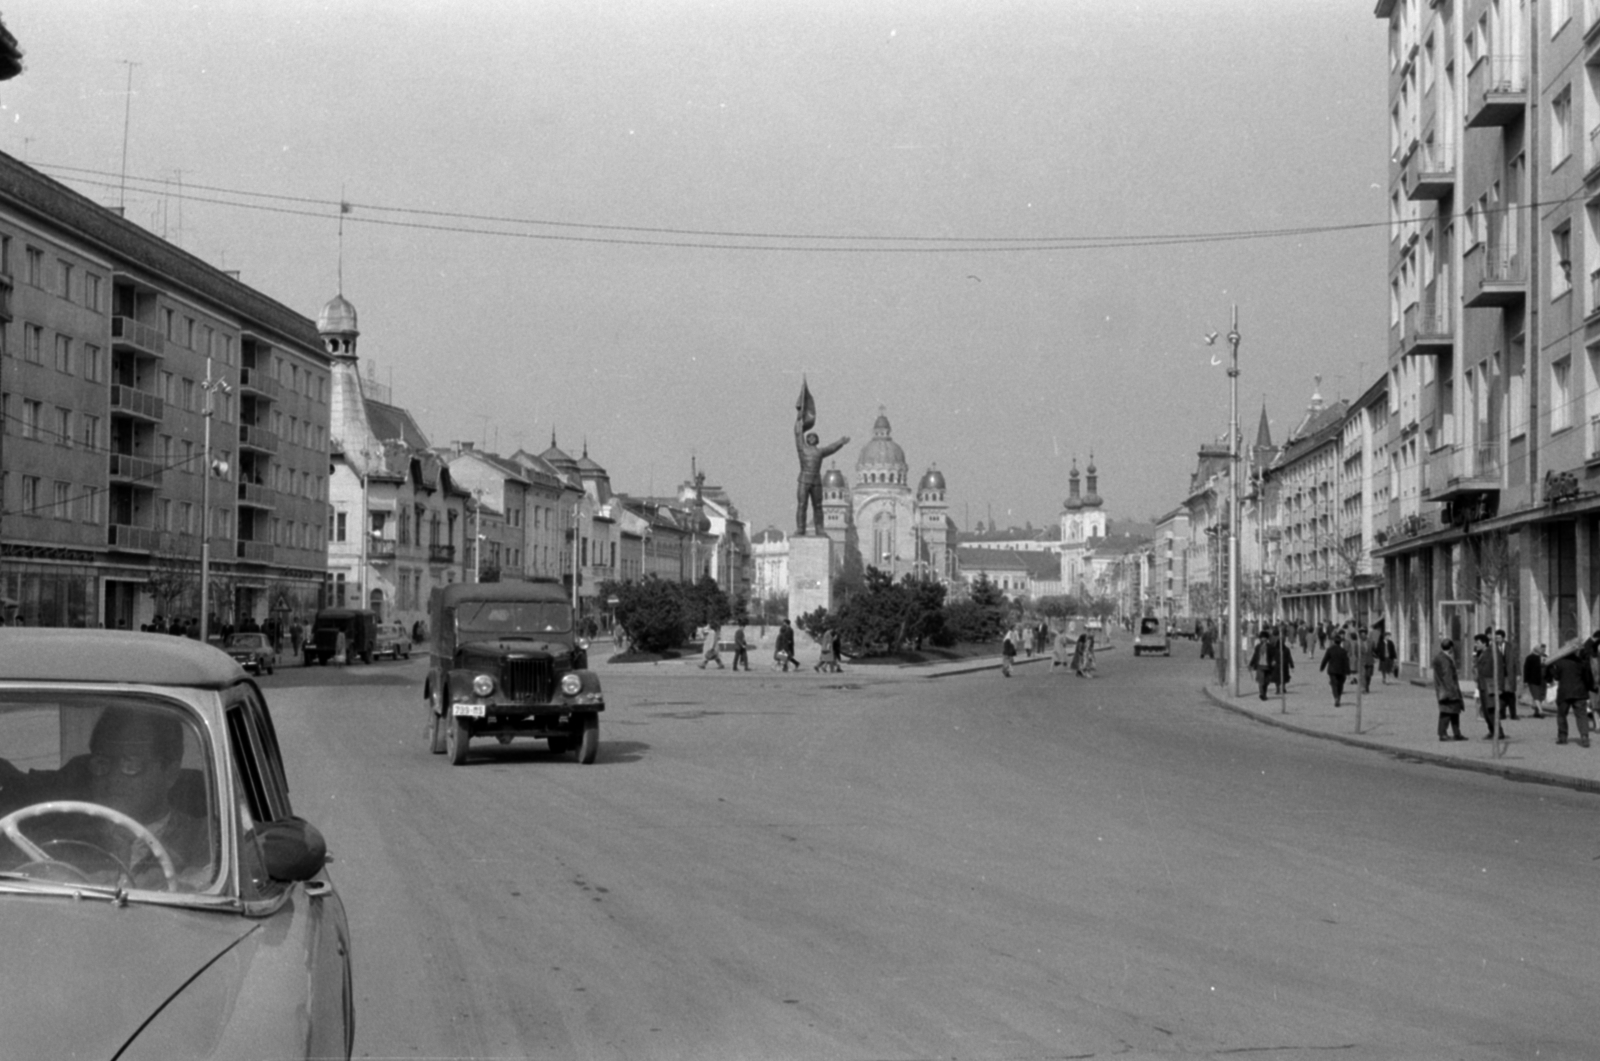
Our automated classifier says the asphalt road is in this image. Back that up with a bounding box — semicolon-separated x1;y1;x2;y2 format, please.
261;644;1599;1061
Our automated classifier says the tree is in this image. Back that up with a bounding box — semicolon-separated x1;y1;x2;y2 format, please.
681;574;731;629
944;574;1006;644
607;576;688;654
146;535;200;622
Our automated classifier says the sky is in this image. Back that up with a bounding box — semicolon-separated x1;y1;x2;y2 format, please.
0;0;1391;534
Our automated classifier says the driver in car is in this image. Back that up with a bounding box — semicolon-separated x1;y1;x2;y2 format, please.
0;706;211;888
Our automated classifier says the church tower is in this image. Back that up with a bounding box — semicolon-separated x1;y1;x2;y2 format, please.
916;466;950;580
320;292;381;476
822;465;851;547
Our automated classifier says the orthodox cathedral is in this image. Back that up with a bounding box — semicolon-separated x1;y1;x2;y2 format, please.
817;406;954;582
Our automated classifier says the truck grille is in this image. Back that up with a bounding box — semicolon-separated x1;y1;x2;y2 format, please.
502;658;555;702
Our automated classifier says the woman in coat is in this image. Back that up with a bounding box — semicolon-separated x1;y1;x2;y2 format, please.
1432;637;1466;741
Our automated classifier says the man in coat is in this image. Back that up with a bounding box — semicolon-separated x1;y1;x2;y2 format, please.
775;619;796;673
1545;641;1594;747
1432;637;1467;740
1247;631;1272;701
1320;631;1352;707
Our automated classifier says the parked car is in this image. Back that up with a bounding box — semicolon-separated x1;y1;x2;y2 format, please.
0;628;354;1059
224;630;278;674
374;621;412;661
423;580;605;765
1133;616;1171;657
306;607;376;665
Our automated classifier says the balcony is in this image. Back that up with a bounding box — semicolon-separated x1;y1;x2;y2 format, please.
1399;291;1452;355
236;540;274;564
237;423;279;454
1403;139;1454;201
106;523;160;552
110;316;165;359
238;366;281;401
369;539;397;563
109;384;164;422
1426;441;1503;502
108;452;162;488
1466;55;1527;128
237;481;275;508
1465;237;1526;307
428;543;456;564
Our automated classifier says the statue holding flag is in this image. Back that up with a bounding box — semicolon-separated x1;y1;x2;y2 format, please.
794;378;849;537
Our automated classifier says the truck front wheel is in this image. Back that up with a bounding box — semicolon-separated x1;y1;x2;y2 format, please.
576;716;599;765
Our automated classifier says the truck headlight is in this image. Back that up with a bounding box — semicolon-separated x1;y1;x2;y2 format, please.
472;674;496;697
561;673;582;696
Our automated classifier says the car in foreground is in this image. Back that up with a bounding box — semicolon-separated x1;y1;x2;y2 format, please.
1133;616;1171;656
223;630;278;674
423;580;605;765
0;629;354;1060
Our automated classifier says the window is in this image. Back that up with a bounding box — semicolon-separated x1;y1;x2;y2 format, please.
53;334;70;374
79;486;99;524
19;399;38;439
52;481;69;519
24;246;40;286
333;510;347;542
53;407;70;447
162;307;174;339
182;439;194;471
1553;87;1573;168
1554;224;1573;296
157;498;170;532
83;344;102;383
180;501;194;535
1552;356;1573;432
56;260;71;301
80;414;98;450
23;323;40;363
20;475;37;515
84;272;101;312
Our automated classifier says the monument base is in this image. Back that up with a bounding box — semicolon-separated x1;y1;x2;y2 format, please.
788;535;834;625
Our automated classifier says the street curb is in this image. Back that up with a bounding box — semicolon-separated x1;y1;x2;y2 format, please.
1200;686;1600;797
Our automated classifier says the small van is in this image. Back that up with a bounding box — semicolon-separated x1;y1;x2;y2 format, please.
1133;616;1170;657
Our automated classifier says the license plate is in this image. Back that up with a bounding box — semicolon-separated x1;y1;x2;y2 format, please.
452;703;486;718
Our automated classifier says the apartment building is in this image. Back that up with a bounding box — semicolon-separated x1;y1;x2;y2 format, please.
0;152;330;629
1373;0;1600;673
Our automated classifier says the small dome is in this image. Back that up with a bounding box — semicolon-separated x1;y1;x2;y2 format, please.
317;293;359;335
823;467;848;489
856;405;908;475
918;467;946;492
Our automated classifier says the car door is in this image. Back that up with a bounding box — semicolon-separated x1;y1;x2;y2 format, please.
226;690;354;1058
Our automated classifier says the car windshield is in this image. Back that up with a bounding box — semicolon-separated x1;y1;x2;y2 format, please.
226;634;268;650
0;692;220;895
1140;618;1162;635
456;600;572;637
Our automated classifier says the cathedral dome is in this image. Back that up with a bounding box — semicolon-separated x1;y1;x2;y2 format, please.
317;293;359;336
918;467;946;492
856;407;908;478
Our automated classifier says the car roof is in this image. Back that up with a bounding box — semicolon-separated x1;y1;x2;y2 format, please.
438;581;568;607
0;629;247;687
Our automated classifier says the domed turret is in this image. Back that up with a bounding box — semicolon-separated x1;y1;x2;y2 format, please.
317;293;359;336
1083;453;1102;508
918;466;946;494
1064;459;1083;511
823;466;848;491
856;405;908;487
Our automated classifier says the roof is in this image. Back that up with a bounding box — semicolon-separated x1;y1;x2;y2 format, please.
435;581;568;610
0;629;246;687
365;399;432;452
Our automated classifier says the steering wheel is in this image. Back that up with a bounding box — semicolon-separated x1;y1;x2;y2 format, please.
0;800;177;890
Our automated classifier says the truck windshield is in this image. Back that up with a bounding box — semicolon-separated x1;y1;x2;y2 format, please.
456;601;571;636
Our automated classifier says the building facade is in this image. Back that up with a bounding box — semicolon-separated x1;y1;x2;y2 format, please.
0;151;330;630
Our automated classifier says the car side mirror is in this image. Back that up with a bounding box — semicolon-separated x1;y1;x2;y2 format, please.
258;817;329;882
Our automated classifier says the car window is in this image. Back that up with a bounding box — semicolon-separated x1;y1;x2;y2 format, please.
457;600;571;635
0;692;220;893
1140;618;1162;635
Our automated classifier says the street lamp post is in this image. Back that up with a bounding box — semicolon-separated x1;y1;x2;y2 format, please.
199;357;232;644
1226;306;1242;697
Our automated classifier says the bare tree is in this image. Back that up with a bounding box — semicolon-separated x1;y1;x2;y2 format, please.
146;534;200;622
1469;529;1519;755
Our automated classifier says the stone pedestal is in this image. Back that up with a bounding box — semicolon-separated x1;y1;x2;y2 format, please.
788;534;834;624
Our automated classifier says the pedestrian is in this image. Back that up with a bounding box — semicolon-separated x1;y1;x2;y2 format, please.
1070;632;1089;677
698;623;725;670
775;619;796;672
1320;632;1351;707
289;619;304;657
1375;628;1398;684
1355;627;1375;693
1248;631;1272;701
1523;643;1549;719
1493;630;1519;720
814;627;835;673
1052;626;1072;669
732;622;750;671
1544;640;1594;747
1199;621;1215;659
1471;633;1501;738
1001;629;1017;677
1432;637;1467;741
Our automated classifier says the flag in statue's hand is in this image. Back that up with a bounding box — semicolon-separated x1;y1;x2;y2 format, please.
796;378;816;432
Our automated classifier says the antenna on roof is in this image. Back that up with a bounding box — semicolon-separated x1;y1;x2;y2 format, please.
117;60;139;213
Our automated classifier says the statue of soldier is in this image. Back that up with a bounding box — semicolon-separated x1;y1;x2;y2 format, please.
794;382;849;537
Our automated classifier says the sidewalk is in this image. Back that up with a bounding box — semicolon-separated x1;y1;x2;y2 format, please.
1203;673;1600;796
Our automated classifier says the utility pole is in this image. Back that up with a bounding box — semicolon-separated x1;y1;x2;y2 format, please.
1227;306;1242;697
199;358;232;643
